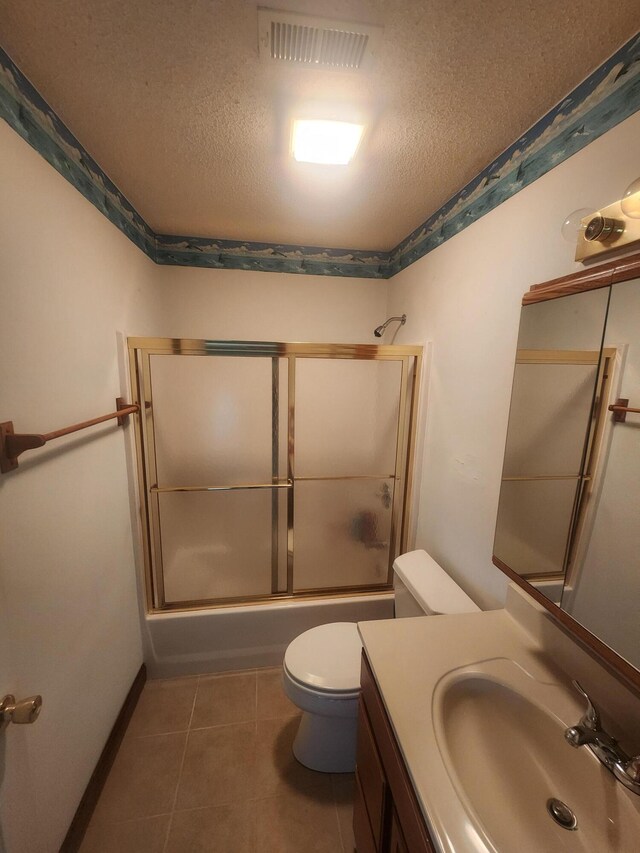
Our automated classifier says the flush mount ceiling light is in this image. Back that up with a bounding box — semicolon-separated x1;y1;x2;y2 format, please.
291;119;365;165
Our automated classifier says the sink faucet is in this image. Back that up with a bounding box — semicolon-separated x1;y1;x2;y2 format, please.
565;680;640;795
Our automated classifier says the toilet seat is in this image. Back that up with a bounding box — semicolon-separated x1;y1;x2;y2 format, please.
284;667;360;713
284;622;362;694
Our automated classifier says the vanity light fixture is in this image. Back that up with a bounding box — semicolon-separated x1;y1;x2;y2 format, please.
621;177;640;219
562;177;640;261
291;119;365;165
561;208;596;244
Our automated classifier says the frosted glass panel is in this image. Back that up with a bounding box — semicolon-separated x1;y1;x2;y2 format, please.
294;479;393;590
504;363;598;476
150;355;285;485
295;359;402;476
494;479;579;577
158;490;278;602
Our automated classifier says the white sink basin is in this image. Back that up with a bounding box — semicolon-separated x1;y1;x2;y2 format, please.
358;599;640;853
433;660;640;852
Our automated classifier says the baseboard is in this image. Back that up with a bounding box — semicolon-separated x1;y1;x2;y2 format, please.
60;663;147;852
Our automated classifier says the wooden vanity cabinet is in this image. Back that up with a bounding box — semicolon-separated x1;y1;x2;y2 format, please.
354;652;437;853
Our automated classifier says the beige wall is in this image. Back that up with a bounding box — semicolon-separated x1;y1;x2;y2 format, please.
386;109;640;610
152;264;388;342
0;119;163;851
0;119;390;850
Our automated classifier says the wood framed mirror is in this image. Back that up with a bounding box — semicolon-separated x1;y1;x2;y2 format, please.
493;250;640;690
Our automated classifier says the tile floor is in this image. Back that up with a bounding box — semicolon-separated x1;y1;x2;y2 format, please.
80;668;356;852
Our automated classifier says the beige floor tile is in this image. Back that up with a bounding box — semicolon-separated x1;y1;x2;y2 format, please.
92;732;186;823
127;678;198;737
255;716;333;799
256;668;299;720
80;814;171;852
191;672;257;729
166;802;256;852
175;722;257;810
332;774;356;853
255;787;342;853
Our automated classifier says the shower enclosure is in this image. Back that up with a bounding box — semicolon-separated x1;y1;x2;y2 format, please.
128;338;422;611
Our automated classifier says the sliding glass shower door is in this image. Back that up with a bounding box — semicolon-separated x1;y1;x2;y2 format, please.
129;339;421;611
294;358;402;591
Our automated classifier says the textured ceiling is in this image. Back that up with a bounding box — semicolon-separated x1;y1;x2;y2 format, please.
0;1;638;251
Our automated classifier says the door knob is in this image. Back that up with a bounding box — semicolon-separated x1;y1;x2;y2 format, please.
1;694;42;726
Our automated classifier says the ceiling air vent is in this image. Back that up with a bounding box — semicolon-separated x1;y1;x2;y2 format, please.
258;8;383;71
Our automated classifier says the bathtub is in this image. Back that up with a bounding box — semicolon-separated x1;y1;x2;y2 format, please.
142;593;394;678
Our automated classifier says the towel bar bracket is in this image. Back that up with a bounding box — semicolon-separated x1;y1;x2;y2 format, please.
608;398;640;423
0;397;139;474
0;421;20;474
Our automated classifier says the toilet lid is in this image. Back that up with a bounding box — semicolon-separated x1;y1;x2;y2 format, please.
284;622;362;693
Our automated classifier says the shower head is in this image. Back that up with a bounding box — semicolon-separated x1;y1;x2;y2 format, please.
374;314;407;337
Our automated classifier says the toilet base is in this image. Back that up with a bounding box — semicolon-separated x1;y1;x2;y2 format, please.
292;710;358;773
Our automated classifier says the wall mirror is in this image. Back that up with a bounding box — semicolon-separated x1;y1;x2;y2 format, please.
494;255;640;682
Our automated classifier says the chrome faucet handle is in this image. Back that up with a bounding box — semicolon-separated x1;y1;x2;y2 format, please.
623;756;640;784
571;680;601;730
566;681;640;796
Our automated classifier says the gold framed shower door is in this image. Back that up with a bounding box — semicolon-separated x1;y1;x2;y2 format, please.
128;338;422;612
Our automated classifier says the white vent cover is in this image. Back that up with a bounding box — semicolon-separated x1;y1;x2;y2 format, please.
258;8;382;70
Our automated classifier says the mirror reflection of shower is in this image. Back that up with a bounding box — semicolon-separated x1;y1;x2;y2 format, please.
374;314;407;337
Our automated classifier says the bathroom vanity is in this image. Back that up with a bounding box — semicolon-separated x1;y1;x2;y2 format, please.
354;651;435;852
354;585;640;853
352;253;640;852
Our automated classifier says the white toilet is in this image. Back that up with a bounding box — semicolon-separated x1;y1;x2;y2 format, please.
282;549;480;772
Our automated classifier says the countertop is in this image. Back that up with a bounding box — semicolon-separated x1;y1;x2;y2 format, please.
357;608;581;853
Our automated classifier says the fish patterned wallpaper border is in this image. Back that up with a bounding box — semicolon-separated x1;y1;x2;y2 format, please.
388;31;640;275
154;234;391;278
0;47;157;258
1;32;639;280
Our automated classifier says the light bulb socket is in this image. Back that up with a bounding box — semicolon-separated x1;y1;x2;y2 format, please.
583;214;624;243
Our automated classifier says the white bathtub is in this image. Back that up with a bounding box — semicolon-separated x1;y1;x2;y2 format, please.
142;593;394;678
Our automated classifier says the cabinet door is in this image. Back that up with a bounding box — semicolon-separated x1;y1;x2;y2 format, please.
389;808;409;853
355;702;387;847
353;774;377;853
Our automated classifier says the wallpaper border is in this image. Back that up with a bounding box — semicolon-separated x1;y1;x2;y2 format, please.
1;32;639;280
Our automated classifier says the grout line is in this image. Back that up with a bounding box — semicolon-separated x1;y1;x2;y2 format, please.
188;716;258;733
95;810;175;826
196;667;259;680
255;669;258;721
161;679;199;853
132;728;190;739
330;775;347;853
255;711;301;723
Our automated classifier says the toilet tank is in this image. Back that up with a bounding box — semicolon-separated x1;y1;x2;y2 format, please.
392;550;480;617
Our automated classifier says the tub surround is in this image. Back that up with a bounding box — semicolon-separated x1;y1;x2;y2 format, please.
144;593;393;678
357;583;640;852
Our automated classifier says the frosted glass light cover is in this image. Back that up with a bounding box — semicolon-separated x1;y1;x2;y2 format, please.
292;119;365;165
621;177;640;219
561;208;595;243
